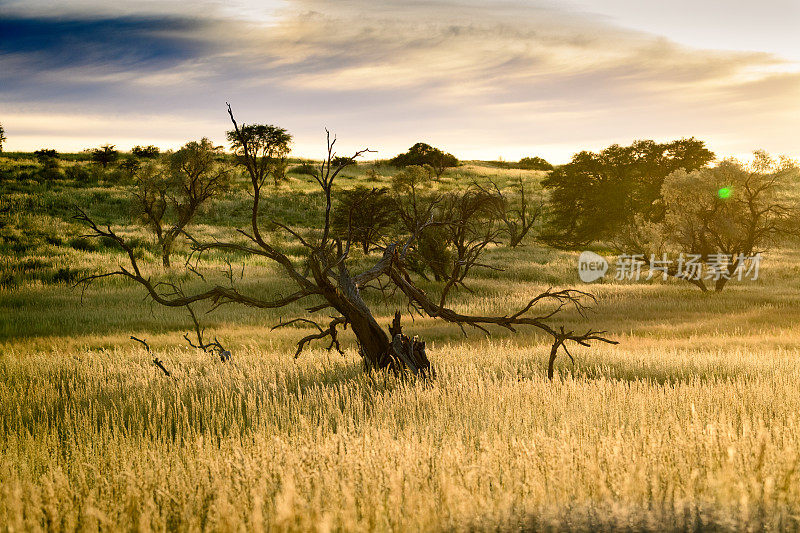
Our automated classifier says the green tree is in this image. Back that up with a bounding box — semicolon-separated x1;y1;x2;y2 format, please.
391;143;458;178
518;156;553;171
91;144;119;168
227;124;292;186
332;186;395;253
614;151;798;291
132;145;160;159
541;138;714;249
132;138;231;267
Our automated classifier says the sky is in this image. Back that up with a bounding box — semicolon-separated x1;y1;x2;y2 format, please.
0;0;798;163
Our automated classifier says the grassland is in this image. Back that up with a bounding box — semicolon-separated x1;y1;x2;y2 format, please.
2;156;800;531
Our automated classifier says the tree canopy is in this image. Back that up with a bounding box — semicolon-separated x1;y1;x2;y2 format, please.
518;156;553;171
227;124;292;186
390;142;458;177
91;144;119;168
541;138;715;249
614;151;799;291
132;138;231;267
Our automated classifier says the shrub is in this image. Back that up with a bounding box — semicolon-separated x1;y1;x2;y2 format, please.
34;149;59;164
64;164;93;183
517;156;553;171
35;158;63;183
290;162;317;176
390;143;458;178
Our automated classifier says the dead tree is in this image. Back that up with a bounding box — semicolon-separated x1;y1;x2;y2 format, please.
130;336;172;377
183;306;231;362
76;105;616;378
486;177;543;247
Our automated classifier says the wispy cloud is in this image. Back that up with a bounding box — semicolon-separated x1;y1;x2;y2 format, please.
1;0;797;161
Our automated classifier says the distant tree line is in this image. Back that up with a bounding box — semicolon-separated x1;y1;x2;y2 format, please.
4;124;797;294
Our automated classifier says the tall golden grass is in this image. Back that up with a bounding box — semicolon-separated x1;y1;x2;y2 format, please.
2;323;800;530
3;161;800;531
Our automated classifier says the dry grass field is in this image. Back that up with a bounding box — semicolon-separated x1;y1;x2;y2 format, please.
2;159;800;531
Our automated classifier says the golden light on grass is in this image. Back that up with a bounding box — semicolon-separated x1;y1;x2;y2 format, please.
2;158;800;531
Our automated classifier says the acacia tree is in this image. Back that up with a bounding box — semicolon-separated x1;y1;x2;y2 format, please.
77;105;615;379
391;143;458;178
613;152;799;292
132;138;231;267
542;138;715;249
482;177;543;247
227;124;291;186
91;144;119;168
332;186;395;254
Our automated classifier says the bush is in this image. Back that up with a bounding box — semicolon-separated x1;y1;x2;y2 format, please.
517;157;553;171
64;164;93;183
35;159;63;183
290;162;317;176
390;143;458;177
34;149;59;164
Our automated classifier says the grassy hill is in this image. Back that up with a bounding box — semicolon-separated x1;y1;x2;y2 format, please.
2;155;800;530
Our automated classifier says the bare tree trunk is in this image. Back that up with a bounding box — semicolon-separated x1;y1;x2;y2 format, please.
330;270;430;373
715;276;730;292
161;236;173;268
348;307;393;368
547;341;560;380
688;277;707;292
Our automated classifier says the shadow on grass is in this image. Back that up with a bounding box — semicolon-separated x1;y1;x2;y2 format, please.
544;358;771;386
4;357;428;445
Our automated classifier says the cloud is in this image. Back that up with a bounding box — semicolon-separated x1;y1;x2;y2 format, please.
0;15;211;70
0;0;797;161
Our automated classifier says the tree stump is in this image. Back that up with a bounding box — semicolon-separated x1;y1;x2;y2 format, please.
386;311;433;376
